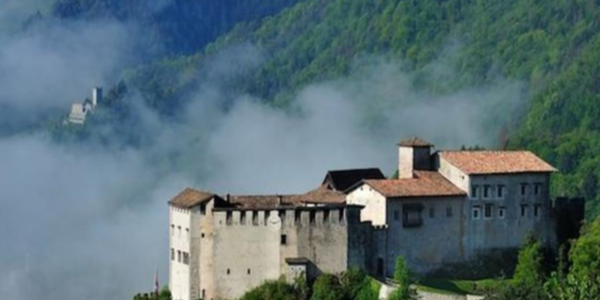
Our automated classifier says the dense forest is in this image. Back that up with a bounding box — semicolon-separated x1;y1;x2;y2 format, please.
38;1;600;299
51;0;303;56
113;0;600;219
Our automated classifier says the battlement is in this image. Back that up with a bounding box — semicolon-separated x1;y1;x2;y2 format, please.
211;206;362;227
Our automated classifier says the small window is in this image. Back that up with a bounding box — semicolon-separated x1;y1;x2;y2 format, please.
521;204;528;217
252;211;258;225
227;269;230;275
446;206;453;218
429;207;435;218
200;204;206;215
170;224;174;236
240;211;246;225
521;184;528;196
498;207;506;219
534;184;542;196
309;211;316;224
178;226;181;237
247;269;251;275
497;185;505;198
472;207;481;220
171;248;175;261
402;204;423;227
484;204;493;219
177;250;182;262
470;185;480;199
534;204;541;217
483;185;491;199
202;290;206;299
393;209;399;220
324;209;330;222
186;228;190;239
295;210;301;223
281;234;287;245
201;233;205;238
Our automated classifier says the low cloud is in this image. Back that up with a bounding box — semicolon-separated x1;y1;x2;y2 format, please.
0;33;527;300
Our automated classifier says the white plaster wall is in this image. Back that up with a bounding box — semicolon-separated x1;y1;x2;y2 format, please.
399;146;414;178
347;184;387;225
437;158;470;192
169;206;192;300
212;210;281;300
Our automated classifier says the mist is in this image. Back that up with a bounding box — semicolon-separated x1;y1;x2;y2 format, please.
0;6;527;300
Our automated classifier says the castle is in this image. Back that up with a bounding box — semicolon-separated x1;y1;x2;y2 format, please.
168;138;560;300
68;87;103;124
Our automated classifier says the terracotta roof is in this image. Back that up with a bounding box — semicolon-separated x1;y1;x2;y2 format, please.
398;137;433;147
323;168;385;191
362;171;466;198
301;185;346;204
439;151;557;175
169;188;215;208
228;194;297;209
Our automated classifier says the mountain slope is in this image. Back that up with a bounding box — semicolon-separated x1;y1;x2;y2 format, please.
51;0;305;56
128;0;600;217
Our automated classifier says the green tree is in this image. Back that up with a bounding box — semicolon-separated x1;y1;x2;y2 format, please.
388;256;417;300
310;274;345;300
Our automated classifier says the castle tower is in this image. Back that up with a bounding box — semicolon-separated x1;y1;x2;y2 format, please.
398;138;433;178
92;87;103;107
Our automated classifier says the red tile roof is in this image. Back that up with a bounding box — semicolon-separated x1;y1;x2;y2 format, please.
169;188;215;208
227;185;346;209
363;171;466;198
439;151;557;175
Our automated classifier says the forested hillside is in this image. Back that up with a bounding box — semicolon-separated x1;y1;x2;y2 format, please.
124;0;600;218
51;0;303;56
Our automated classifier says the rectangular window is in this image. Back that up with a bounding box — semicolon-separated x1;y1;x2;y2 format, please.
186;228;190;240
534;184;542;196
281;234;287;245
534;204;541;218
178;226;181;238
177;250;181;262
429;207;435;218
472;207;481;220
498;207;506;219
521;204;528;217
521;184;528;196
226;211;233;225
171;248;175;261
470;185;480;199
240;211;246;225
170;224;174;236
483;185;491;199
200;204;206;215
402;204;423;227
497;185;505;199
446;206;453;218
393;209;400;220
295;210;301;224
484;204;493;219
309;211;316;224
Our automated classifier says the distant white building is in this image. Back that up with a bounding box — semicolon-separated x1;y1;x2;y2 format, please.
67;87;102;125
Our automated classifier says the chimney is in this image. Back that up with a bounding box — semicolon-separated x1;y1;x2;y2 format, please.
398;138;433;179
92;87;103;107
